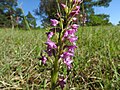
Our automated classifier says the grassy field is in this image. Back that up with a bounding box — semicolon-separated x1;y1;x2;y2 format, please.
0;26;120;90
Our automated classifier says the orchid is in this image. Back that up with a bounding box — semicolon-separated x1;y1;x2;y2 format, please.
63;57;73;69
39;0;81;89
61;52;74;59
46;31;54;39
61;3;67;9
39;56;47;64
58;76;67;90
68;36;78;43
65;45;77;53
72;17;77;22
71;24;79;29
45;40;57;49
50;19;59;26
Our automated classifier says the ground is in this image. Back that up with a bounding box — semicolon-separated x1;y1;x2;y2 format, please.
0;26;120;89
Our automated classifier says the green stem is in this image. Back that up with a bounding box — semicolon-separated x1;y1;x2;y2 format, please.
51;20;63;90
51;57;59;90
82;2;85;26
50;1;67;90
51;26;63;90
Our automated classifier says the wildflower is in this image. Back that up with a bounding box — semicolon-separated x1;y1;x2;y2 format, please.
68;28;77;34
72;17;77;22
75;6;80;10
70;11;79;16
46;48;55;56
62;28;77;41
59;76;67;89
60;51;73;69
63;30;69;38
71;24;79;29
61;3;67;9
46;32;54;39
70;10;79;16
45;40;57;49
68;36;78;43
64;57;73;69
40;0;81;89
61;52;74;59
39;56;47;64
50;19;59;26
65;45;77;53
57;12;61;18
61;3;69;13
70;6;80;16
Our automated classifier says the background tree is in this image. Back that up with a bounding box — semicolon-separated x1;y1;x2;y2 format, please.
35;0;112;26
117;21;120;26
87;14;112;26
20;11;37;29
26;11;37;28
34;0;58;27
0;0;37;29
0;0;22;28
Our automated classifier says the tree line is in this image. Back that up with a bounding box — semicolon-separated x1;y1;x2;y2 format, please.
0;0;36;29
35;0;113;27
1;0;120;29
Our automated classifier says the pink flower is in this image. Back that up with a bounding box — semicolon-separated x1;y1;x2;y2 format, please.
60;52;74;69
72;17;77;22
59;76;67;89
75;6;80;10
46;48;53;56
65;45;77;53
64;57;73;69
45;40;57;49
61;3;67;9
70;10;79;16
62;30;69;41
39;56;47;64
61;52;74;59
68;29;77;34
57;12;61;18
45;40;57;56
68;36;78;42
71;24;79;29
70;6;80;16
50;19;59;26
64;30;69;37
46;32;54;39
62;29;77;40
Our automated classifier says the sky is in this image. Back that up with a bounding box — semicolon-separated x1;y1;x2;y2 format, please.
18;0;40;26
94;0;120;25
18;0;120;26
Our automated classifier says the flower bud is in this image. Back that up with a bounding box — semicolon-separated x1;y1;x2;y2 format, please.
65;6;69;14
57;12;61;18
59;18;64;28
70;0;73;3
61;3;66;9
61;3;68;14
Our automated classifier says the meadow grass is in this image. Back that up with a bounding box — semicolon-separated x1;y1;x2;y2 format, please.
0;26;120;90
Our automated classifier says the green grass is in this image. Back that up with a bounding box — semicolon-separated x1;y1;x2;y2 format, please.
0;26;120;89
